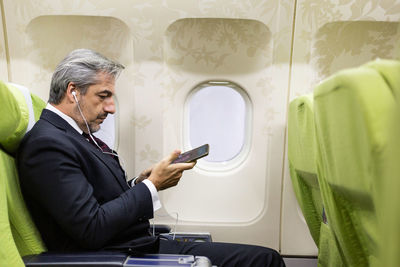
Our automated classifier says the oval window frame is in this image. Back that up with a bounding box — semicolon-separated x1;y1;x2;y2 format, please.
183;81;252;172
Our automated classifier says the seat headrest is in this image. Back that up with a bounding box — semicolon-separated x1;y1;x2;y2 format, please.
288;94;316;174
0;81;45;154
364;59;400;99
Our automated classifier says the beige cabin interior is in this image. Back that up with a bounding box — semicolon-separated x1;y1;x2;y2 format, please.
0;0;399;258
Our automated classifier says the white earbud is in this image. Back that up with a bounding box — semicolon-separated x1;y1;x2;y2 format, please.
72;91;78;103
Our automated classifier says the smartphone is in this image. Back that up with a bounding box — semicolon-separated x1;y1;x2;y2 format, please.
172;144;209;164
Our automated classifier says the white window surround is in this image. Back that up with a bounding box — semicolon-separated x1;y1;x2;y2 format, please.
184;81;252;172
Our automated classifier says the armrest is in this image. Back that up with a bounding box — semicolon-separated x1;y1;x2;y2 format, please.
23;251;129;266
153;224;171;235
23;251;212;266
160;232;212;242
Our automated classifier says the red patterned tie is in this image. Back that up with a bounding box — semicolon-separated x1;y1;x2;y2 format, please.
82;132;115;158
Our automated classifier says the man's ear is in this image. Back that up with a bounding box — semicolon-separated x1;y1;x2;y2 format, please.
66;82;77;104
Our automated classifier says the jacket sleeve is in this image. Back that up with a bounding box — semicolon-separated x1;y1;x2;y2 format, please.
18;134;154;249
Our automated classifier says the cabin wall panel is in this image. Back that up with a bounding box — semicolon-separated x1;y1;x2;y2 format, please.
3;0;295;251
161;18;272;223
0;3;7;81
3;12;136;175
122;0;295;249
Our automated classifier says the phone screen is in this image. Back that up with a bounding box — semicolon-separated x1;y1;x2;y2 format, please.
172;144;209;164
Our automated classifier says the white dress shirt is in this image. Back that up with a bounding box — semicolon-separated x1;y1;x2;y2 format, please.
46;103;161;212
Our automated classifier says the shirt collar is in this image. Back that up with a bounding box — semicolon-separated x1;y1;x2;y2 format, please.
46;103;83;134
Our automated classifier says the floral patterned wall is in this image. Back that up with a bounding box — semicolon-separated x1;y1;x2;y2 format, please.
1;0;295;250
312;21;400;81
290;0;400;97
23;15;133;98
3;0;399;176
165;18;271;74
0;0;296;172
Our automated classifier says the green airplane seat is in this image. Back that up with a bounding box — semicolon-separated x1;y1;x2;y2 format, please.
288;94;344;267
313;59;400;266
364;60;400;267
0;81;46;267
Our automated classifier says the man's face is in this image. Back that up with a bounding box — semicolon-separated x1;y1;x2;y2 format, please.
74;72;116;133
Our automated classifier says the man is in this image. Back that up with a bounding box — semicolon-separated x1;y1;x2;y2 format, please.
17;49;285;266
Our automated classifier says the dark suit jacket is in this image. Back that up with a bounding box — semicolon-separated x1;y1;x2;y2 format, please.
17;109;158;252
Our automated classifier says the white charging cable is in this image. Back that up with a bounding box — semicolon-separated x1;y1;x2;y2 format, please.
152;212;179;240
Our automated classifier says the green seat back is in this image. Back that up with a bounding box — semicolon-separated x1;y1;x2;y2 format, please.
0;81;46;266
288;95;322;244
367;60;400;267
288;94;345;267
313;59;399;266
376;103;400;267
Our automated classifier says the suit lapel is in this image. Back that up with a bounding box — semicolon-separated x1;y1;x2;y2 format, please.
79;133;128;190
41;109;129;190
85;144;129;190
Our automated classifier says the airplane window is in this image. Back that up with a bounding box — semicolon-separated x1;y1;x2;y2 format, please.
186;81;251;165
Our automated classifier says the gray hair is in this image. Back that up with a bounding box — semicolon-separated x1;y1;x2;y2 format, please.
49;49;125;104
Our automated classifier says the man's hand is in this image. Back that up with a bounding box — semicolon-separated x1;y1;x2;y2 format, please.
148;150;196;191
135;166;154;185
